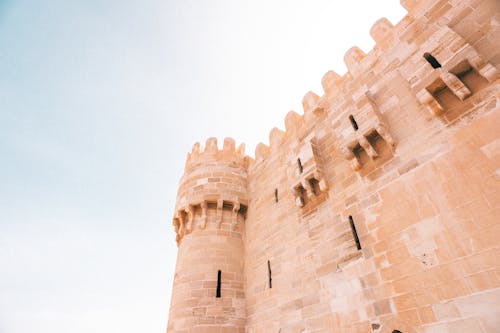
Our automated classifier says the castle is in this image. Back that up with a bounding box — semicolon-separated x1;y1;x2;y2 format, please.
167;0;500;332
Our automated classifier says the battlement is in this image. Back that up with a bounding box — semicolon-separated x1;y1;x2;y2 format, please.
185;137;249;173
168;0;500;331
246;0;499;171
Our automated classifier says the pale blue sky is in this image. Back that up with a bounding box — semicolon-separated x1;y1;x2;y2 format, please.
0;1;405;332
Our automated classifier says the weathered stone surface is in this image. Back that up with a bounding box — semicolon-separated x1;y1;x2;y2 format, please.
167;0;500;332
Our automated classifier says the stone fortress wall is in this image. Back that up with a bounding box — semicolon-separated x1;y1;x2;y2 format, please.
168;0;500;332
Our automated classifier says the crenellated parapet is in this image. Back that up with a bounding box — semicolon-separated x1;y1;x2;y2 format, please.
171;0;498;238
244;0;498;171
185;137;248;172
173;137;249;245
169;1;500;332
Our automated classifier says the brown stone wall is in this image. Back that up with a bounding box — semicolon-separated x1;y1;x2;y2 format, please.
169;0;500;332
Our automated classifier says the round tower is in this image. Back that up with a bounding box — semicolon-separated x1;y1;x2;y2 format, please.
167;137;248;333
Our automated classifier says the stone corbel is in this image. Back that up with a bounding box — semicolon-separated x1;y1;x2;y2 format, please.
200;201;207;229
341;145;362;171
232;202;240;224
439;70;471;101
302;178;315;200
173;217;180;234
185;206;194;233
311;170;328;192
359;136;378;159
375;123;396;150
173;217;181;244
319;179;328;192
177;211;186;239
292;183;305;207
217;199;223;228
416;89;444;116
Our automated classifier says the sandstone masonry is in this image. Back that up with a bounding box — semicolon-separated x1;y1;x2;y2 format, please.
167;0;500;332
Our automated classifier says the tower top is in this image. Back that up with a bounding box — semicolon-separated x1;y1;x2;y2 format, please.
185;137;249;173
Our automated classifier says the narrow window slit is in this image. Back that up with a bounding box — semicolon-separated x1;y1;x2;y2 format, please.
297;158;303;174
349;114;359;131
274;188;279;203
423;52;441;69
348;216;362;250
267;260;272;289
216;270;221;298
